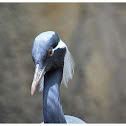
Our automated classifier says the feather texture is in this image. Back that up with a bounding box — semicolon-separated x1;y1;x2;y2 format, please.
62;44;75;87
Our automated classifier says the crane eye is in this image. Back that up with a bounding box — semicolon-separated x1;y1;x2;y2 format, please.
48;49;54;56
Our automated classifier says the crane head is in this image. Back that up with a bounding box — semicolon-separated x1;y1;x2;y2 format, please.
31;31;74;95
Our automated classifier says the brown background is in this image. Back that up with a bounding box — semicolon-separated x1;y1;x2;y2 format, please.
0;3;126;123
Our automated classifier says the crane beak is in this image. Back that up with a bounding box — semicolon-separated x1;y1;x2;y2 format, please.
31;64;45;95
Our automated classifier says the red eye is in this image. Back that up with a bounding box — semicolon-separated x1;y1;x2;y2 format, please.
48;49;54;56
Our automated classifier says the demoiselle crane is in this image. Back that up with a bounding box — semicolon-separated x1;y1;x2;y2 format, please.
31;31;85;123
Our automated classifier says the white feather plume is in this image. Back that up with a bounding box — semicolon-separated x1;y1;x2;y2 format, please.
62;45;75;87
54;40;75;87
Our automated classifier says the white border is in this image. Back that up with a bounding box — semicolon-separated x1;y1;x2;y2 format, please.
0;0;126;2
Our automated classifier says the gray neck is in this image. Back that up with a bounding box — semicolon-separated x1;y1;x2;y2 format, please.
43;68;66;123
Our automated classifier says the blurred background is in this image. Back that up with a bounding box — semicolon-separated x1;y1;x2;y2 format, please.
0;3;126;123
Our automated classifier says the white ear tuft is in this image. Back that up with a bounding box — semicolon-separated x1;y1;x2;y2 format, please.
53;39;75;86
62;43;75;87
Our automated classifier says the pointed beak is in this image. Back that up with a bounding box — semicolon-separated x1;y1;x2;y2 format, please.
31;64;45;95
